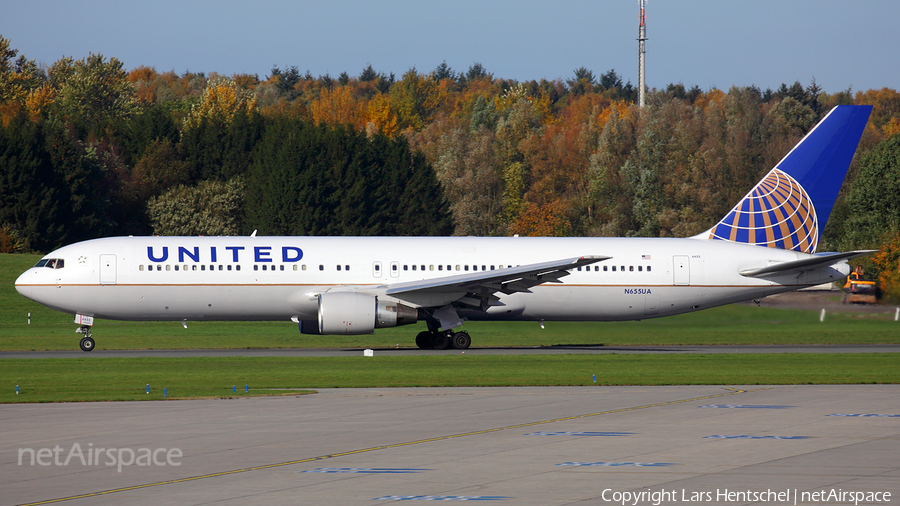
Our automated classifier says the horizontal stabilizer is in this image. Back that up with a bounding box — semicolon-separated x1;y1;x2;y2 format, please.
739;250;876;278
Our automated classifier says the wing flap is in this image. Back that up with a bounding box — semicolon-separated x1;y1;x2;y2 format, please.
385;255;609;307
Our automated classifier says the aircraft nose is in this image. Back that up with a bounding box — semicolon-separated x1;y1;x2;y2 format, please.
15;269;37;298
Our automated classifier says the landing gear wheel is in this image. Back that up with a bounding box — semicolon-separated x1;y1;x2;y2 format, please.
451;331;471;350
79;336;95;352
432;332;451;350
415;331;433;349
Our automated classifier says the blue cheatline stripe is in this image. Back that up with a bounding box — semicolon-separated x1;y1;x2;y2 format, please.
524;431;633;436
698;404;796;409
827;413;900;418
557;462;675;467
704;435;811;440
372;496;510;501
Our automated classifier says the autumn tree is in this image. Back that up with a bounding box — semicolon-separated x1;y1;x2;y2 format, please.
180;77;263;181
0;36;43;105
147;177;244;236
432;127;501;235
49;53;137;135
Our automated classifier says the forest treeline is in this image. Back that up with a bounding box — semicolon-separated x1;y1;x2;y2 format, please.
1;36;899;297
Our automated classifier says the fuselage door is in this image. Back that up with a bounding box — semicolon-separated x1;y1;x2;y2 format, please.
673;255;690;286
389;261;400;278
373;261;382;278
100;254;117;285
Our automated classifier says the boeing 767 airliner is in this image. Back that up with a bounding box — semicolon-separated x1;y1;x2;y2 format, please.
16;105;874;351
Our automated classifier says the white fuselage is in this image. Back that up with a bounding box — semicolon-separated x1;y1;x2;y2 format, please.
15;236;848;324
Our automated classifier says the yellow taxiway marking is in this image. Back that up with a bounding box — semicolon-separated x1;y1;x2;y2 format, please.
20;386;763;505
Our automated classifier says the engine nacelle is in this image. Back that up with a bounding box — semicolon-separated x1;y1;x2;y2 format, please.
306;292;417;335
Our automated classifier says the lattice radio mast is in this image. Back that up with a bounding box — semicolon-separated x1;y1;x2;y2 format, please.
638;0;647;107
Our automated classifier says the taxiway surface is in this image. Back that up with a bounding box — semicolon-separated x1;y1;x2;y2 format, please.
3;385;898;505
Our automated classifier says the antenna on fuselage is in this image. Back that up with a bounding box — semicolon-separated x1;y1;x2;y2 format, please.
251;230;257;237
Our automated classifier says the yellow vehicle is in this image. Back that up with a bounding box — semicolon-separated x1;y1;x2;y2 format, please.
843;265;877;304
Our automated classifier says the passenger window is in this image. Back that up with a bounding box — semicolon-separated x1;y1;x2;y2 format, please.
464;265;469;271
620;266;625;271
228;265;233;271
140;265;145;271
603;266;607;271
292;265;297;271
629;266;634;272
456;265;461;271
404;265;409;271
319;265;324;271
392;264;397;271
254;265;259;271
157;265;162;271
612;266;616;272
202;265;206;271
280;265;284;271
638;266;643;272
166;265;171;271
412;265;416;271
236;265;241;271
491;266;495;270
429;265;434;271
346;265;350;271
577;267;582;271
375;264;380;271
337;265;342;271
421;265;425;271
438;265;443;271
647;265;652;272
481;265;485;271
219;265;223;271
302;265;307;271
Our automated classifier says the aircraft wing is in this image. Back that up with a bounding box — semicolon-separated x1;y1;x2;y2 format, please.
739;250;876;278
384;255;609;308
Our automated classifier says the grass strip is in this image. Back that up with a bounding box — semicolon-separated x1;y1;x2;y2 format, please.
2;353;898;403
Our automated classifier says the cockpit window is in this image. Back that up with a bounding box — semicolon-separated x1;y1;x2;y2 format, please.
35;258;64;269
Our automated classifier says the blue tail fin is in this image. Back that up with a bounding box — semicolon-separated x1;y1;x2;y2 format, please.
706;105;871;253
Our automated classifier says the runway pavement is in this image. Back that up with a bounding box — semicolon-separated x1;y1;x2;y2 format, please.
3;343;900;359
2;385;898;505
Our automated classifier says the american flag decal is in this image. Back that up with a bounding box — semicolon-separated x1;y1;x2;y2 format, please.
641;255;651;260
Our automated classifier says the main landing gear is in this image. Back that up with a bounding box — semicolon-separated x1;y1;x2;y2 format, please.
415;330;471;350
77;326;95;352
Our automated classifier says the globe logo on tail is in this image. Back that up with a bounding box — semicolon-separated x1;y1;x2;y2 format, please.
708;168;818;253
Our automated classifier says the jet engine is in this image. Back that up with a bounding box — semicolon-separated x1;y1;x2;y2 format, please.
300;292;417;335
